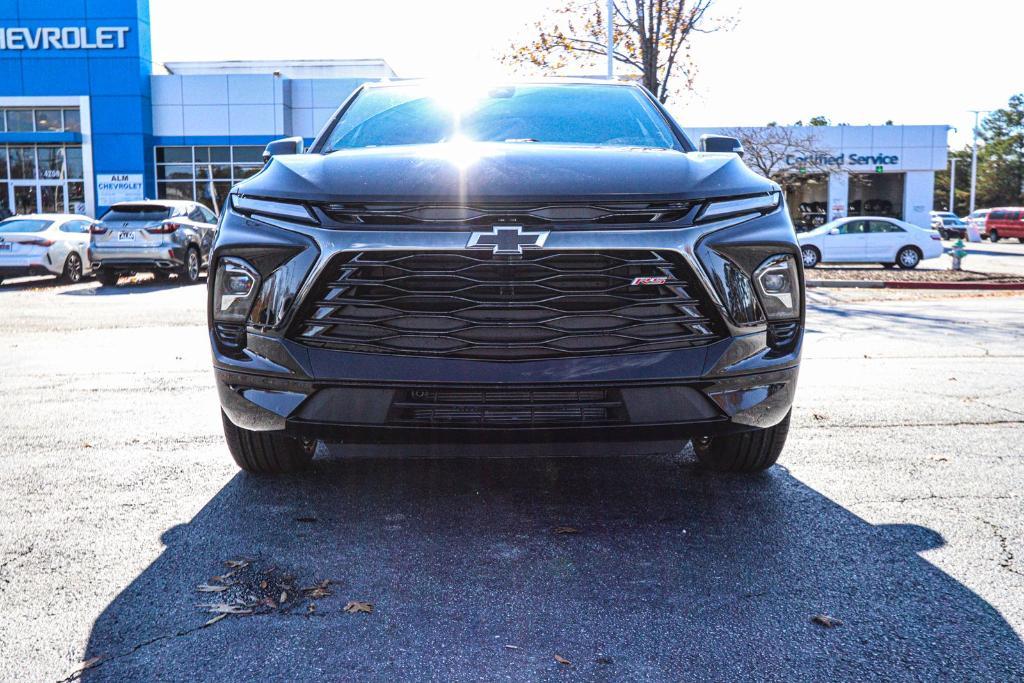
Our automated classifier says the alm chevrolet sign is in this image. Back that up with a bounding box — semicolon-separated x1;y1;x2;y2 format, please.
0;26;130;50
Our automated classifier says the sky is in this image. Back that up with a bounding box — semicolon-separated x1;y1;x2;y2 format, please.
150;0;1023;148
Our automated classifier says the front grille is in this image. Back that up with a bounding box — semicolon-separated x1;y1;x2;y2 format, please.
291;250;722;361
389;387;627;426
320;202;695;227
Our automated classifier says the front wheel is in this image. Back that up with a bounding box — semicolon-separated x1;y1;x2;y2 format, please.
989;230;1000;243
801;245;820;268
693;412;791;473
221;411;315;474
896;246;921;269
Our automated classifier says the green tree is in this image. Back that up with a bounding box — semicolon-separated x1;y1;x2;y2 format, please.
501;1;732;103
977;94;1024;207
933;147;972;215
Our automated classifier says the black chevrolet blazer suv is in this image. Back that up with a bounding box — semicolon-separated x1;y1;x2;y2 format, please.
208;80;804;474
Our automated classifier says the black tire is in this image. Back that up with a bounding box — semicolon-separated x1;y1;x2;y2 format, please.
221;411;315;474
59;252;84;284
97;270;120;286
989;230;999;243
801;245;820;269
179;246;201;285
693;411;791;473
896;246;921;269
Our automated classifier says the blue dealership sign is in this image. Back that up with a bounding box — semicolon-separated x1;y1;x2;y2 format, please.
0;0;154;216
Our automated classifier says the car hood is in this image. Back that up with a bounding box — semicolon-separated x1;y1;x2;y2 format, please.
236;143;775;203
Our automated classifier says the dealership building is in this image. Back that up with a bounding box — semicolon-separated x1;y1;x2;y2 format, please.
1;0;948;227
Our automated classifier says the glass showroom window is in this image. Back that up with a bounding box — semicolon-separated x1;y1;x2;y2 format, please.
155;146;264;211
0;108;81;133
0;144;85;214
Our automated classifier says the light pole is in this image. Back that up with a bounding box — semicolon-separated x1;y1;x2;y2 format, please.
949;157;957;213
968;110;987;213
607;0;615;78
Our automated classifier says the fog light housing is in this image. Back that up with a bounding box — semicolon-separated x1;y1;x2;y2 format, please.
213;257;260;323
753;254;800;320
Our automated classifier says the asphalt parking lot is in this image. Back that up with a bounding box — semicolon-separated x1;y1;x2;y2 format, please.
1;276;1023;681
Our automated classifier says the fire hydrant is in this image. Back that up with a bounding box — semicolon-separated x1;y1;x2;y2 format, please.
951;239;968;271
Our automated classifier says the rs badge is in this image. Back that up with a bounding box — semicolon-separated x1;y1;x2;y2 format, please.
630;276;668;286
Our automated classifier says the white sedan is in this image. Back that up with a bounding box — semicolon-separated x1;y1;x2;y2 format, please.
0;214;96;285
797;216;944;269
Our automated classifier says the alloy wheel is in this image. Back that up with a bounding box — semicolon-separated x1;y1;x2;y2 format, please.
187;250;200;282
898;248;920;268
65;253;82;283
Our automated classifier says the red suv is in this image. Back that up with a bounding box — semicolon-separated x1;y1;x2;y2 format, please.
983;208;1024;242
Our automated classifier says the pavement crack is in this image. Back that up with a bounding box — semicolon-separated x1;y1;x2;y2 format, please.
979;518;1024;579
57;621;210;682
0;544;34;588
804;419;1024;429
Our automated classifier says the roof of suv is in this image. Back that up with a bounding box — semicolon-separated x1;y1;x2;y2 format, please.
109;200;195;208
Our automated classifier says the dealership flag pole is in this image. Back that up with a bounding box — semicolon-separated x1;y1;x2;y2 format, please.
968;110;981;213
949;157;957;212
607;0;615;78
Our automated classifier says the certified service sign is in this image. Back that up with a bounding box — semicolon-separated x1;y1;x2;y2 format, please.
97;174;144;205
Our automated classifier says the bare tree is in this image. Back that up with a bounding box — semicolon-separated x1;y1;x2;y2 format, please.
724;126;837;185
502;0;730;103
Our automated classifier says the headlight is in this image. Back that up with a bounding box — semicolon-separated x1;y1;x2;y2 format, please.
752;254;800;320
698;192;781;223
231;194;317;224
213;257;260;323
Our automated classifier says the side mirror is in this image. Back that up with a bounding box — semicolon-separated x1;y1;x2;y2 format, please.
828;228;840;235
699;134;744;157
263;136;305;164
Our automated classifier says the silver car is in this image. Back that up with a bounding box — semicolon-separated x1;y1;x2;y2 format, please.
0;214;95;286
89;200;218;286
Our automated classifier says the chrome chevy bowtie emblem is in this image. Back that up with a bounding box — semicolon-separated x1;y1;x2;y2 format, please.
467;225;549;256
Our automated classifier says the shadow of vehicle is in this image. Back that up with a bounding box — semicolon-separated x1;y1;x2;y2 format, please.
80;453;1023;680
0;275;84;290
59;275;207;296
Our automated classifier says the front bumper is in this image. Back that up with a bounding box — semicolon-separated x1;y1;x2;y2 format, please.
210;203;804;447
90;245;185;271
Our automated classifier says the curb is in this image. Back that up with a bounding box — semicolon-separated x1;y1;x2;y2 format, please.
807;279;1024;290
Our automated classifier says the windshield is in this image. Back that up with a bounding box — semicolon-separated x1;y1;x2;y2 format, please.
0;218;52;233
943;218;964;225
100;205;173;222
320;84;682;152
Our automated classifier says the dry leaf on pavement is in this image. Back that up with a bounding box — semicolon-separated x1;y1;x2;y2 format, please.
200;603;253;615
811;614;843;628
553;526;579;535
204;613;227;627
554;654;572;666
196;584;228;592
344;601;374;614
224;559;250;569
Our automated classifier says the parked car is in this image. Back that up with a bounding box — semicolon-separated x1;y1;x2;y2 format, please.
965;208;990;234
208;80;804;475
0;213;95;285
982;207;1024;242
930;211;968;240
88;200;217;286
798;216;943;269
